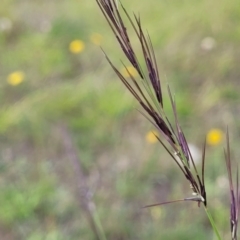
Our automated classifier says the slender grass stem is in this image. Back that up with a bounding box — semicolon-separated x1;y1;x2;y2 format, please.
92;204;108;240
204;206;222;240
60;124;107;240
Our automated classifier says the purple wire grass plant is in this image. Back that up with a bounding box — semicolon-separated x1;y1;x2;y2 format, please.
96;0;240;239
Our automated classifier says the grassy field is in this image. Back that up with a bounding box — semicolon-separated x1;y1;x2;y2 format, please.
0;0;240;239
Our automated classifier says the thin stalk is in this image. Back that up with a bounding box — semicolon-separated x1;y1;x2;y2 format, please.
204;206;222;240
59;123;107;240
92;206;108;240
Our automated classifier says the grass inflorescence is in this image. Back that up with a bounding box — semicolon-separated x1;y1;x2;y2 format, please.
96;0;240;239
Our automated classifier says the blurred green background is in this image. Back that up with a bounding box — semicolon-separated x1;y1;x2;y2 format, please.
0;0;240;239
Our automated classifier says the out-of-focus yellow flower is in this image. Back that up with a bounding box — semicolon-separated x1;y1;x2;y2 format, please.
150;207;162;220
121;66;138;78
207;128;223;146
146;131;159;144
69;40;85;54
90;33;103;46
7;71;25;86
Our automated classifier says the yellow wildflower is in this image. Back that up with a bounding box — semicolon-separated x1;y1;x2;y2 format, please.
90;33;103;46
7;71;25;86
146;131;159;144
69;39;85;54
121;66;138;78
206;128;223;146
150;207;162;220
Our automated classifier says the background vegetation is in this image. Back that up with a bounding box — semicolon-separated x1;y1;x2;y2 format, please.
0;0;240;239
